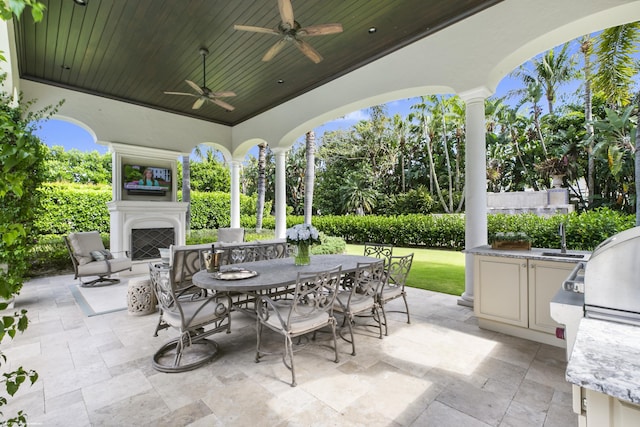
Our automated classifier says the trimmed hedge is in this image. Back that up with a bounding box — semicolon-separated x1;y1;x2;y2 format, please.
35;183;272;234
283;208;633;251
36;183;112;234
29;183;634;275
299;214;466;249
487;208;635;251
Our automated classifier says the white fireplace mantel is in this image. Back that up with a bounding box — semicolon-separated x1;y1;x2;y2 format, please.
107;200;188;257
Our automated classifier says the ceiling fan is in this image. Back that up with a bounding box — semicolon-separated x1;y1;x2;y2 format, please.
234;0;343;64
164;48;236;111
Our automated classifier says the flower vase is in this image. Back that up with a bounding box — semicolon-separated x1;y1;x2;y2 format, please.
294;243;311;266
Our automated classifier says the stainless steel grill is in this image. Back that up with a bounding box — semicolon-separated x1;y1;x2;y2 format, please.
563;226;640;325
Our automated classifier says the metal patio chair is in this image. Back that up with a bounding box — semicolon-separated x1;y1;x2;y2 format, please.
255;265;342;387
333;260;385;356
149;262;232;373
377;253;414;335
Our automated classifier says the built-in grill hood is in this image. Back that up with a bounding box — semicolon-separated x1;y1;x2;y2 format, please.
563;226;640;325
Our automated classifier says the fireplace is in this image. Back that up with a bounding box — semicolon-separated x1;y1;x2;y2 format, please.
131;228;175;261
107;200;188;265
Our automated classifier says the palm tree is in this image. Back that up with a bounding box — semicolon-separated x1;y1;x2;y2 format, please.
339;172;377;215
593;23;640;108
593;23;640;221
392;114;407;192
512;43;576;115
255;142;267;230
303;131;315;225
580;35;596;206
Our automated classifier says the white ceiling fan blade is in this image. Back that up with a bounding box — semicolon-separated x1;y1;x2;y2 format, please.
212;98;235;111
209;91;236;98
294;39;323;63
278;0;295;29
192;97;206;109
298;23;343;37
262;39;287;62
185;80;204;95
164;91;197;97
234;25;280;35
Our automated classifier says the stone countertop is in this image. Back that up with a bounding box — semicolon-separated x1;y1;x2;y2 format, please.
465;245;591;263
566;317;640;404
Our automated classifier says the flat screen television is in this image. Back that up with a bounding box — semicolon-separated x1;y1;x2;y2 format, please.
123;164;171;196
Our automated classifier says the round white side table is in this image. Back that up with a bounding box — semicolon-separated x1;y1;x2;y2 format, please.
127;277;157;316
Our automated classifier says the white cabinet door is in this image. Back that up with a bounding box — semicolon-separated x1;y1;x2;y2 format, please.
475;256;528;327
528;259;574;334
585;388;640;426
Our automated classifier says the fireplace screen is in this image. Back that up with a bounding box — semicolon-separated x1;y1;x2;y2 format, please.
131;228;175;261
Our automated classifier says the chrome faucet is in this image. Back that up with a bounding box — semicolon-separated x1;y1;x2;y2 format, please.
559;223;567;254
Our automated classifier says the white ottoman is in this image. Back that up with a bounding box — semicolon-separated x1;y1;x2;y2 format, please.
127;277;157;316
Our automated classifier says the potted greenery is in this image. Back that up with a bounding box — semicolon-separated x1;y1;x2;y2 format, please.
534;156;570;188
491;232;532;250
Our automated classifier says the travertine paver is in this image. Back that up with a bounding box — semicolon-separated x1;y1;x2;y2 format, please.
1;273;576;426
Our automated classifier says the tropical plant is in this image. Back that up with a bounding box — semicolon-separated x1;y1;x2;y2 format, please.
1;2;50;424
511;42;576;116
339;171;378;215
188;149;230;192
43;145;111;184
593;23;640;108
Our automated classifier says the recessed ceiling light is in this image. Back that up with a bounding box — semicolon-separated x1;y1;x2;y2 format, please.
277;79;285;84
61;65;71;70
73;0;88;6
368;27;377;34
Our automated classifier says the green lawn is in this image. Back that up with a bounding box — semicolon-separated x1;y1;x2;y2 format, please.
345;244;465;296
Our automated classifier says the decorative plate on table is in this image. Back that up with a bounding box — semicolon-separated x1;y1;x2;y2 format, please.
211;268;258;280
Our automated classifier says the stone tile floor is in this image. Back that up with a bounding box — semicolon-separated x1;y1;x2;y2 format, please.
1;273;577;426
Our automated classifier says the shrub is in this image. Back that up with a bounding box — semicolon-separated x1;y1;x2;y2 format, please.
34;184;272;234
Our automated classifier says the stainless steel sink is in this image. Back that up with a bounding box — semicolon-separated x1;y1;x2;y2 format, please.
541;252;586;259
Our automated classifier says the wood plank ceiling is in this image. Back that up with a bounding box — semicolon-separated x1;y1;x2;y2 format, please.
13;0;502;126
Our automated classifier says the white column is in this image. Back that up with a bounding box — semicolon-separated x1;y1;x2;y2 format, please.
273;148;288;239
230;160;241;228
0;20;19;95
459;88;491;308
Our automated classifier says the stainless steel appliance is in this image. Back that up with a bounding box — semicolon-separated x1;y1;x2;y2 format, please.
562;226;640;325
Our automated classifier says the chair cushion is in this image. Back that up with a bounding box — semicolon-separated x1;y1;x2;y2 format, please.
77;257;132;276
162;299;228;329
334;292;375;314
380;286;403;301
264;301;330;334
68;232;105;266
90;249;113;261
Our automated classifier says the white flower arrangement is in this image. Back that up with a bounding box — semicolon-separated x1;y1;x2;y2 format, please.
286;223;321;245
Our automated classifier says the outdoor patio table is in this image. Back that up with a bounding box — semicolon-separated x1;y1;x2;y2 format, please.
192;254;376;294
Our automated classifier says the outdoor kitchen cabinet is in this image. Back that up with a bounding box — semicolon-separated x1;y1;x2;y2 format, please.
574;387;640;427
475;256;528;327
528;259;576;334
474;254;576;346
